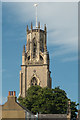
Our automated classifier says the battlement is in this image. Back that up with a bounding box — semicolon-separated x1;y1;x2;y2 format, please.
27;22;47;34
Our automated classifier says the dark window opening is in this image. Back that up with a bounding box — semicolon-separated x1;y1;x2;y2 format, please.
42;47;44;52
28;56;30;60
40;55;43;61
31;83;33;86
31;77;37;86
33;40;36;58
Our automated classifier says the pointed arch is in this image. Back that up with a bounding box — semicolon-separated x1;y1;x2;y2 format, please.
31;77;37;86
30;74;40;86
40;55;43;61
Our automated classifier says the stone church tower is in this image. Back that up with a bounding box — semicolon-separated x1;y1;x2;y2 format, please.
19;22;52;98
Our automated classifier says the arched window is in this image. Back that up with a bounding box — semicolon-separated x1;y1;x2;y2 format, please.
40;39;44;52
31;77;37;86
31;83;33;86
28;40;30;51
33;38;36;58
40;55;43;61
28;56;30;60
35;83;37;85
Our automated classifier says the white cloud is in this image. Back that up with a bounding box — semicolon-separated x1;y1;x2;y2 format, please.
1;0;79;2
52;47;74;57
0;97;7;105
62;56;78;62
3;2;78;61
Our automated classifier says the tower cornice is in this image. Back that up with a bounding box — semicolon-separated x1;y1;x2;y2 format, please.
21;64;48;67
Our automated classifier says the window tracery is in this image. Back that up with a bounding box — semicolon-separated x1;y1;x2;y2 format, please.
31;77;37;86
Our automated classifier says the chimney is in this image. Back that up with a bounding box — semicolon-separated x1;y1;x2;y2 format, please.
14;91;16;96
8;91;10;96
8;91;17;102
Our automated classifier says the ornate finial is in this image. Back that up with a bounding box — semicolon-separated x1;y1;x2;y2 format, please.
44;44;47;52
34;3;38;28
44;24;47;32
31;22;33;30
27;25;29;32
38;22;40;29
23;45;25;53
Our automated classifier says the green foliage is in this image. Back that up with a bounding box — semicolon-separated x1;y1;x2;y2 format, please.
18;86;78;119
18;96;23;104
52;87;68;114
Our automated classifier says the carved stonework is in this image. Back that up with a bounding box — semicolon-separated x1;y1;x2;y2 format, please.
20;23;52;98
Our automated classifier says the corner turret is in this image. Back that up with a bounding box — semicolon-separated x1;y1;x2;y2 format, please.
67;100;71;120
22;45;25;65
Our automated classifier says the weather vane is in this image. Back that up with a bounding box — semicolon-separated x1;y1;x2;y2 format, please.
34;3;38;28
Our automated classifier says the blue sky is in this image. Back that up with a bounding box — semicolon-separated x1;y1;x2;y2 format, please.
1;2;78;105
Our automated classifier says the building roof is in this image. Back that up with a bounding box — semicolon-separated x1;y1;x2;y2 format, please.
38;114;67;119
0;91;36;119
2;91;34;114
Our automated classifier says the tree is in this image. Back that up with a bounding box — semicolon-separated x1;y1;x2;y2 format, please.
18;86;78;119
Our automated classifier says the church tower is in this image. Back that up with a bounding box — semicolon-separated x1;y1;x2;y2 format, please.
19;22;52;98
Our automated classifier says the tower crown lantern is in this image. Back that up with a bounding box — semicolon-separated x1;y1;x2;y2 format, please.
26;22;48;64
